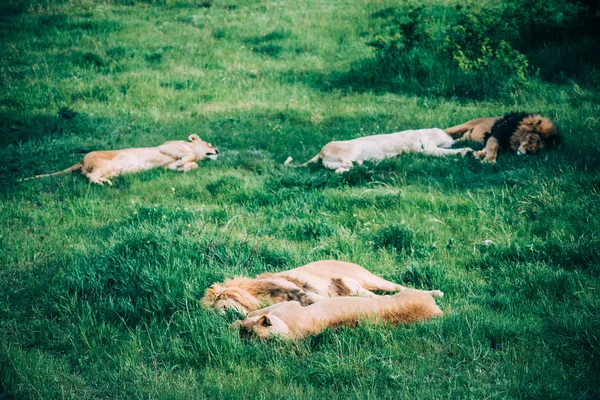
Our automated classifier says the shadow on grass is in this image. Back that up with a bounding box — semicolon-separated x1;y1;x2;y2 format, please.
0;110;96;148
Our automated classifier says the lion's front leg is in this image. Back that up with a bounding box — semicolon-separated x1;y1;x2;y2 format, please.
174;154;197;167
475;137;499;163
166;161;198;172
180;162;198;172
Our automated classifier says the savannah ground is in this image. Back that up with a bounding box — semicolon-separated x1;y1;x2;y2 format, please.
1;0;599;398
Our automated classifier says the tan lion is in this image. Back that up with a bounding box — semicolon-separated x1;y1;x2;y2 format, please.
445;112;560;163
284;128;473;173
23;134;219;185
230;290;443;340
201;260;443;316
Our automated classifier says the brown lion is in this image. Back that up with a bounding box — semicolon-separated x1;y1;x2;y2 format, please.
201;260;444;316
230;290;443;340
444;112;560;163
23;134;219;185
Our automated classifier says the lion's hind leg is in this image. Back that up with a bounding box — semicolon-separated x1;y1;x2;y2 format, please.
86;170;113;186
339;278;378;297
356;275;403;293
357;274;444;298
321;154;354;173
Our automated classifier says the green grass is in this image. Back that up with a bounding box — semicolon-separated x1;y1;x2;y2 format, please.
1;0;599;398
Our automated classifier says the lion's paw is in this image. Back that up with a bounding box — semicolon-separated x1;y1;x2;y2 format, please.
461;148;475;157
474;150;486;159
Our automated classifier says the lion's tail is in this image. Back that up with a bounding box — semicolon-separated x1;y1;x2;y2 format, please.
284;154;320;168
22;162;83;181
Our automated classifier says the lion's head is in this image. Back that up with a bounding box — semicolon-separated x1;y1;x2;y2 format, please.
510;115;560;156
230;313;290;339
188;134;219;160
201;283;259;315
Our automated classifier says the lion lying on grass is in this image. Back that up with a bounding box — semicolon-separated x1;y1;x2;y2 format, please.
284;128;473;173
444;112;560;163
230;290;443;340
24;134;219;185
202;260;443;316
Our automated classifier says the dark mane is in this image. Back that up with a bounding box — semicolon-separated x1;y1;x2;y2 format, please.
329;278;351;296
256;280;313;305
278;275;318;294
487;112;531;148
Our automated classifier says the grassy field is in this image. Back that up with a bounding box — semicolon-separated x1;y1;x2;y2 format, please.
1;0;599;398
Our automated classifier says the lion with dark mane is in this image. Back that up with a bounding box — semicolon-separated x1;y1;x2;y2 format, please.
444;112;560;163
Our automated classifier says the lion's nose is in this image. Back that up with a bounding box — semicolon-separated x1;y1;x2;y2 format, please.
215;148;219;154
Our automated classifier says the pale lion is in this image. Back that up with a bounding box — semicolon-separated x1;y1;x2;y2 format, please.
284;128;473;173
24;134;219;185
201;260;443;316
230;290;443;340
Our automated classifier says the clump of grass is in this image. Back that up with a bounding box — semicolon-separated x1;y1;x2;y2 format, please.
371;223;415;254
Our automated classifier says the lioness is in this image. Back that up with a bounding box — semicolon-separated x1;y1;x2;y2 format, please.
24;134;219;185
230;291;443;340
444;112;560;163
284;128;473;173
202;260;443;316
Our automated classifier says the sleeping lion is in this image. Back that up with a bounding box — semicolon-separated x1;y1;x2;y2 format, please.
201;260;443;316
230;290;443;340
284;128;473;173
444;112;560;163
23;134;219;185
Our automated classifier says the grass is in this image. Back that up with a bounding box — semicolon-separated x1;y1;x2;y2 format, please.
1;0;599;398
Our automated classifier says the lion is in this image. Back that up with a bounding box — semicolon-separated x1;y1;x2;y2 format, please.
444;112;560;163
201;260;444;316
230;290;443;340
23;134;219;185
284;128;473;173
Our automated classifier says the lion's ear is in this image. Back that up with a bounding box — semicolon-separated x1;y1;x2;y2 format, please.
210;283;224;295
188;134;201;142
261;315;272;327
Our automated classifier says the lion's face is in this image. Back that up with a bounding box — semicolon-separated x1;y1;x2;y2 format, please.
193;140;219;160
189;134;219;160
202;284;259;315
516;133;543;155
232;314;290;339
512;115;560;156
213;298;248;315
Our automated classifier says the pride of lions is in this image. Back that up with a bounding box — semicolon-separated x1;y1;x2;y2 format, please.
25;112;560;340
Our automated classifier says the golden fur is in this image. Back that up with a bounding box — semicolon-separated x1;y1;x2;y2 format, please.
445;113;559;163
24;134;218;185
202;260;444;316
230;290;443;340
